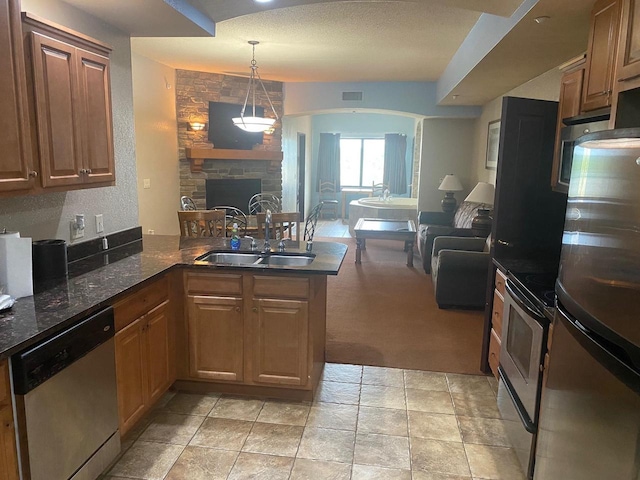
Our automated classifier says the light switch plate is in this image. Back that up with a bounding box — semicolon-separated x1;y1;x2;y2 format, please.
143;178;151;189
95;214;104;233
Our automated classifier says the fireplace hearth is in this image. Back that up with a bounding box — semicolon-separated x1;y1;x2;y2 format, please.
206;179;262;212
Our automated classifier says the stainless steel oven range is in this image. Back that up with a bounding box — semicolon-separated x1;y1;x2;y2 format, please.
497;277;550;480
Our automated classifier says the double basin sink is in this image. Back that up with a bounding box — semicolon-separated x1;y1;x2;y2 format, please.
196;251;315;267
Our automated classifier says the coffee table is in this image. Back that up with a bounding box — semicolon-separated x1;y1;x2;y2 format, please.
353;218;417;267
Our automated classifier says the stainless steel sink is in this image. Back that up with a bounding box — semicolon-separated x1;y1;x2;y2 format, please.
197;252;261;265
262;254;315;266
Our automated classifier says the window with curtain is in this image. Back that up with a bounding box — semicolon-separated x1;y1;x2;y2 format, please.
339;137;385;188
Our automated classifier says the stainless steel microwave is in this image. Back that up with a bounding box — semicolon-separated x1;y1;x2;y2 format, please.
557;119;609;190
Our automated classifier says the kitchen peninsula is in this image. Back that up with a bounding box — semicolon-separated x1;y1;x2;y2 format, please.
0;235;347;443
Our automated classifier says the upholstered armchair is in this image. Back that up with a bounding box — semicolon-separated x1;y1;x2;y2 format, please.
430;236;491;309
417;202;481;273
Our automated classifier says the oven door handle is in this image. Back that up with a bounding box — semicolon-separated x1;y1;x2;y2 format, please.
505;281;546;322
498;365;537;434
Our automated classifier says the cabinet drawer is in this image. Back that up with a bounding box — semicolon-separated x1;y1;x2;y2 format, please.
488;328;501;379
114;276;168;331
495;269;507;296
185;272;243;296
492;292;504;338
253;275;310;299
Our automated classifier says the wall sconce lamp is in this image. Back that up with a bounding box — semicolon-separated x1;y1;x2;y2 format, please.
188;121;207;132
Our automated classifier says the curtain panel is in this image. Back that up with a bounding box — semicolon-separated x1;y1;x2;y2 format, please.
383;133;407;194
316;133;341;191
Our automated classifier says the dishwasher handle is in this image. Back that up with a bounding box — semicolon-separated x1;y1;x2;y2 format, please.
12;306;114;395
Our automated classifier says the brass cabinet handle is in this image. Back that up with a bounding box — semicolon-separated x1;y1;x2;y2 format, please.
86;168;92;174
497;239;513;247
252;307;258;313
28;170;38;177
79;169;86;174
235;306;241;313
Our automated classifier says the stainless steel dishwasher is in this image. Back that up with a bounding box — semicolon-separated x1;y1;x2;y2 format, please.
12;306;120;480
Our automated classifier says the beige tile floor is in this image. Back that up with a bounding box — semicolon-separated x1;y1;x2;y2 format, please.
103;364;526;480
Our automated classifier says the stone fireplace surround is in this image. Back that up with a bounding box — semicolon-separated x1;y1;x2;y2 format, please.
176;69;284;211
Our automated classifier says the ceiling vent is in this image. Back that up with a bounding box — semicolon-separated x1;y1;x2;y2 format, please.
342;91;363;101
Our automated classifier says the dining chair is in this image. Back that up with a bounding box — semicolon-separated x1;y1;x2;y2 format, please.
180;195;197;211
256;212;301;242
371;182;389;198
209;205;248;236
248;193;282;214
178;210;226;237
303;202;324;241
319;180;339;220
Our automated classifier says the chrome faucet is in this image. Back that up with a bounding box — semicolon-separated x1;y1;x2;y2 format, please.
263;209;272;253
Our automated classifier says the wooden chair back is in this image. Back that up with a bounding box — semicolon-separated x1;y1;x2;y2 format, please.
178;210;226;237
209;205;248;236
256;212;301;242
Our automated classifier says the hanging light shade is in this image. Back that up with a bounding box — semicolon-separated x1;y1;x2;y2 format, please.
232;41;279;133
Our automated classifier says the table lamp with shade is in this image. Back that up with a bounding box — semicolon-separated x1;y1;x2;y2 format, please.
438;175;463;213
464;182;495;237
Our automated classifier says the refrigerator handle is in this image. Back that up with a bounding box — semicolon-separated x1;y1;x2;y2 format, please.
498;366;537;434
556;305;640;394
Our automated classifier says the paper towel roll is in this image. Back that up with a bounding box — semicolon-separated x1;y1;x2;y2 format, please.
0;233;33;298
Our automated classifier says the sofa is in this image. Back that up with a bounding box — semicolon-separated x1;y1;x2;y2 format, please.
431;235;491;309
417;201;480;273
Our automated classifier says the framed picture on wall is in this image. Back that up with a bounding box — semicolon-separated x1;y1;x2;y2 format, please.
485;120;500;170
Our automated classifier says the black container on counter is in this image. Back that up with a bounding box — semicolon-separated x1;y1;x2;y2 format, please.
32;239;68;287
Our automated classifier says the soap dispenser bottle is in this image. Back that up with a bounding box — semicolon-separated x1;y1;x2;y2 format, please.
230;223;241;250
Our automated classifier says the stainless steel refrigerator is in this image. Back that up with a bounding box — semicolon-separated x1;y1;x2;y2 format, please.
534;129;640;479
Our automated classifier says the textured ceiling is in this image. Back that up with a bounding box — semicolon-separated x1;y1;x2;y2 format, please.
61;0;594;106
131;2;481;82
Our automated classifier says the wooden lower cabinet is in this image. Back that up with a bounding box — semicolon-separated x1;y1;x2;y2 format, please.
187;295;244;382
252;298;309;386
115;299;171;436
0;361;18;480
182;271;325;394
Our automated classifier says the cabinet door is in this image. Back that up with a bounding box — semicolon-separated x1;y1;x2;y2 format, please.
552;68;584;191
30;32;84;187
616;0;640;85
76;48;114;184
0;406;18;480
0;0;34;193
582;0;621;112
187;295;244;382
115;317;147;436
252;298;309;386
145;301;170;406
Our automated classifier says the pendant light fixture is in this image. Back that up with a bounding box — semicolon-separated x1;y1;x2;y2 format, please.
232;40;279;133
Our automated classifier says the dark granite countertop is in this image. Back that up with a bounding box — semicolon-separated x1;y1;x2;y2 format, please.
0;235;347;360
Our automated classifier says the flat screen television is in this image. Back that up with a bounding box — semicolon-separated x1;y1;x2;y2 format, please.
208;101;264;150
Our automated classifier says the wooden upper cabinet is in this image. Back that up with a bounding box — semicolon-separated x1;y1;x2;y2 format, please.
616;0;640;85
0;0;34;194
76;48;114;184
552;65;584;191
582;0;622;112
22;13;115;190
30;33;83;187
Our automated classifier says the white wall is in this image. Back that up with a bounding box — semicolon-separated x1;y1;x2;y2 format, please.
281;115;312;216
472;66;563;185
0;0;138;243
419;118;476;211
132;53;179;235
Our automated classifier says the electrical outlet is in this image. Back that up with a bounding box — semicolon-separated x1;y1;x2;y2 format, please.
95;214;104;233
148;229;155;235
143;178;151;189
70;214;85;241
